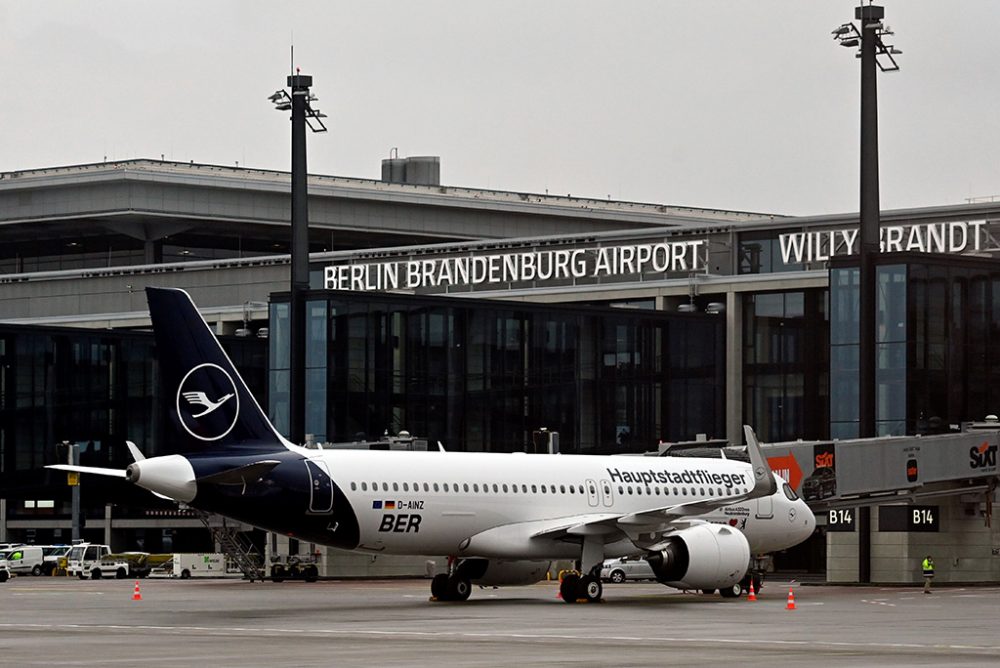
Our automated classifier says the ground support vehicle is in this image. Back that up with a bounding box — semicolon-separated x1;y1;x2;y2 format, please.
269;554;320;582
0;546;45;576
172;553;230;578
67;543;116;579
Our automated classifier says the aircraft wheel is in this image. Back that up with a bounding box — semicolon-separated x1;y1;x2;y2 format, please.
446;575;471;601
609;570;626;584
719;582;743;598
581;575;603;603
431;573;449;600
559;573;580;603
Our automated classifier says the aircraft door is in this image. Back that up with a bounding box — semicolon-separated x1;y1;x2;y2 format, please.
756;494;773;519
586;479;599;507
305;459;334;514
600;479;614;507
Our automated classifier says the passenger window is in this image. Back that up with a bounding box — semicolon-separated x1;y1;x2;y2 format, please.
393;482;399;492
350;482;357;491
463;483;470;492
522;484;528;493
382;482;388;492
423;483;429;492
493;484;499;493
403;483;409;492
433;483;439;492
708;488;714;497
502;484;508;493
361;482;368;491
618;485;624;495
681;488;687;496
473;484;479;493
699;488;705;497
531;485;537;493
443;483;449;492
589;485;597;496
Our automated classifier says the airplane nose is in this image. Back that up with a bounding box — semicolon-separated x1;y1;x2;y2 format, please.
800;501;816;538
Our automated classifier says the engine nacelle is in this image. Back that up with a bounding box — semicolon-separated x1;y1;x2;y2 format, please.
458;558;551;586
645;523;749;590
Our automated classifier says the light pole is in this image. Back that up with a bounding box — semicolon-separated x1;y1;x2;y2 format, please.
269;72;327;445
833;4;900;584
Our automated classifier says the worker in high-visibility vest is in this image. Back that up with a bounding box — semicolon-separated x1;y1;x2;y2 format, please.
922;555;935;594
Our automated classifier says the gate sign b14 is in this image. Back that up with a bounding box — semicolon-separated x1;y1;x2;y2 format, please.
878;505;939;532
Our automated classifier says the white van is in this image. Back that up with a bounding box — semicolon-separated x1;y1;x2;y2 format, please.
0;546;45;576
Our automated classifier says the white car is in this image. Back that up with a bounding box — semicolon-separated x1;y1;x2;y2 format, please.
600;556;656;583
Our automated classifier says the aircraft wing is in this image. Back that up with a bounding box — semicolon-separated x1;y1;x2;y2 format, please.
47;464;126;478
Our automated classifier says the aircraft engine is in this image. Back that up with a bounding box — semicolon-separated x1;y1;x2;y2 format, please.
645;523;749;590
458;558;552;586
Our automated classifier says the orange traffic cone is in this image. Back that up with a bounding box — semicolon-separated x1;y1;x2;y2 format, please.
785;587;795;610
132;580;142;601
747;582;756;602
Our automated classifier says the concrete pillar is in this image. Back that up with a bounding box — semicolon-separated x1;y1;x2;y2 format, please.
104;504;113;548
0;499;7;542
725;289;743;445
143;239;163;265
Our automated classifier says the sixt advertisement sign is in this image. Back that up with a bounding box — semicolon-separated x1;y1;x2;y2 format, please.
778;220;988;264
324;240;707;292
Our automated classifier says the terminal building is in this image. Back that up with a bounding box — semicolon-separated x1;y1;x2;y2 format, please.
1;158;998;581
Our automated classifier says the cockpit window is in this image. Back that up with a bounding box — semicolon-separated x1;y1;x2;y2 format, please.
782;482;799;501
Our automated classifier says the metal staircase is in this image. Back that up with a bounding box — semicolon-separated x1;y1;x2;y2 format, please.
193;510;264;581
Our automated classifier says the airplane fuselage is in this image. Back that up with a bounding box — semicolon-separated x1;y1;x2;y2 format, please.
183;447;813;560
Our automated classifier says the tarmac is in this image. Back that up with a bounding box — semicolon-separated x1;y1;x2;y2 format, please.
1;577;998;666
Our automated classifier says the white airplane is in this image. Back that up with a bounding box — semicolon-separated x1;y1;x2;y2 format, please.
50;287;815;604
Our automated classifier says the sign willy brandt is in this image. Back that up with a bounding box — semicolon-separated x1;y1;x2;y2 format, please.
324;240;706;292
778;220;988;265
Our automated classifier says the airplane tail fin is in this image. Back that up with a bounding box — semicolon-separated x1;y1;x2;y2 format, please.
146;287;292;455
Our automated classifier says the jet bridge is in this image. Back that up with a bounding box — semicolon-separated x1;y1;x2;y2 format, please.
658;423;1000;583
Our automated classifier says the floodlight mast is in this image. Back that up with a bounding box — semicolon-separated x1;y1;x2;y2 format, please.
270;73;327;446
832;3;901;585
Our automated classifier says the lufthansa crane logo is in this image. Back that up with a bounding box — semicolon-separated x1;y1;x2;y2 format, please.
176;363;240;442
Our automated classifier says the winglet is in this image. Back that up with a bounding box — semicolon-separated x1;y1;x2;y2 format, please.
743;425;778;499
126;441;145;462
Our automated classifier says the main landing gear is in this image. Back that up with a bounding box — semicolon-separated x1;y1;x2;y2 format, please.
430;571;471;602
559;572;603;604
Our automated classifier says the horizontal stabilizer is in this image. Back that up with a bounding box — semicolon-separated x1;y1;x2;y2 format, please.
47;464;126;478
196;460;280;485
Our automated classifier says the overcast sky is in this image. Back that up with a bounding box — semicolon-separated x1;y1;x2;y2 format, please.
3;1;999;216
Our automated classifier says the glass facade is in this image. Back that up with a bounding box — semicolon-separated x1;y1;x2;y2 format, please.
829;255;1000;438
269;292;726;453
742;290;829;442
0;325;266;534
738;231;805;275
